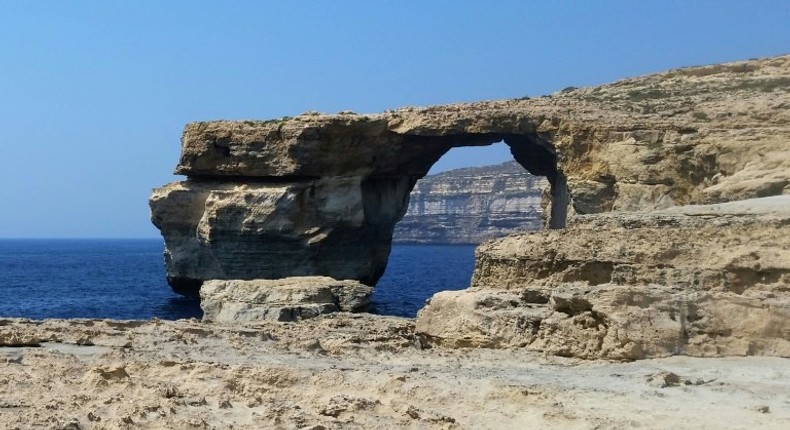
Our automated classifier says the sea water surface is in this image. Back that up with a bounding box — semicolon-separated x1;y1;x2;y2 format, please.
0;239;475;320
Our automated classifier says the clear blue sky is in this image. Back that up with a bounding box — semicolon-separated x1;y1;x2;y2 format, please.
1;1;787;238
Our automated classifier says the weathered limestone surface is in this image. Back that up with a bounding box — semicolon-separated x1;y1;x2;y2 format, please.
151;55;790;329
394;161;546;244
174;56;790;211
4;317;790;429
200;277;372;322
416;196;790;359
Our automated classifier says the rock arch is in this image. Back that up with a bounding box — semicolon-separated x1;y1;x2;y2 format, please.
150;114;569;297
148;56;790;357
151;62;780;297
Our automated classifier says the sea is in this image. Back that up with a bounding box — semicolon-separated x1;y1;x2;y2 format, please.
0;239;476;320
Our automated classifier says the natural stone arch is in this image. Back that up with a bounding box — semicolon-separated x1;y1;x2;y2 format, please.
151;117;570;297
155;56;785;296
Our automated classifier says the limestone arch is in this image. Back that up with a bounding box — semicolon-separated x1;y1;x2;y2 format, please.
152;122;572;297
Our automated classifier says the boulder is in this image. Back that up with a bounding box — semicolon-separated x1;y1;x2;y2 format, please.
200;277;372;322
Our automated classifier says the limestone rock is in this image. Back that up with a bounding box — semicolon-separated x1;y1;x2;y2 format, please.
150;178;411;295
174;55;790;211
472;196;790;292
394;161;547;244
4;316;789;428
417;285;790;360
416;197;790;359
200;277;372;322
176;116;453;178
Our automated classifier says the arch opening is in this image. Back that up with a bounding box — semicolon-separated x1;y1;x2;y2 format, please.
369;135;564;316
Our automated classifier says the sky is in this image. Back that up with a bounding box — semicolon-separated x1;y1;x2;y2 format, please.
0;1;788;238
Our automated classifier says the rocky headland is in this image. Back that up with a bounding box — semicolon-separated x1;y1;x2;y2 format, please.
393;161;546;244
151;54;790;305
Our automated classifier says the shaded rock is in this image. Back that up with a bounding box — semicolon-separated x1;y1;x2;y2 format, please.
200;277;372;322
646;372;682;388
150;178;411;296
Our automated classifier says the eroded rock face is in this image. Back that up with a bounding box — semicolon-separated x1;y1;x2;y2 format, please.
175;56;790;211
416;197;790;359
151;55;790;302
200;277;372;322
150;177;413;295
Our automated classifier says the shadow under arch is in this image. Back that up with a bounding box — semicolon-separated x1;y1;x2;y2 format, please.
359;131;568;294
366;133;565;316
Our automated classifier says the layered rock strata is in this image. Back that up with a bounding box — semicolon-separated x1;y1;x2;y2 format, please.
151;55;790;303
416;196;790;359
393;161;546;244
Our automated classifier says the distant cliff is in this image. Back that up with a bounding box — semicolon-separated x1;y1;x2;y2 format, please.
393;161;547;244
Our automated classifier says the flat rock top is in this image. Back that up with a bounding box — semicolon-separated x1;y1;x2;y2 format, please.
184;54;790;139
571;195;790;228
1;316;788;429
203;276;367;290
661;195;790;217
173;54;790;207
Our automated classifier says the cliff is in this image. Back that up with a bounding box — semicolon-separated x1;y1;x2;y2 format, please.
393;161;547;244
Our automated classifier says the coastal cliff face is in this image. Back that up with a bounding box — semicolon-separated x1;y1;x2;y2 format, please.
393;161;546;244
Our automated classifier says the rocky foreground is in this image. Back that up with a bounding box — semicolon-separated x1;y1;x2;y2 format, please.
2;316;789;430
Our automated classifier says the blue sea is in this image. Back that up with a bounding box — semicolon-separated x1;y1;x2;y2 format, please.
0;240;475;320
